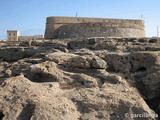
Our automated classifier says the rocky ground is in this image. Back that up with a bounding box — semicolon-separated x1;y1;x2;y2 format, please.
0;37;160;120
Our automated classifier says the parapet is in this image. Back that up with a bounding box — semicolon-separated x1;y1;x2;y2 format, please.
45;16;145;39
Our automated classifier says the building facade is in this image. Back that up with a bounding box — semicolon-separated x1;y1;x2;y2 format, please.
18;35;44;41
7;30;43;41
7;30;20;41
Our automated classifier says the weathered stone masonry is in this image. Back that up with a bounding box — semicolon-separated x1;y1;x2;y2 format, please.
45;16;145;39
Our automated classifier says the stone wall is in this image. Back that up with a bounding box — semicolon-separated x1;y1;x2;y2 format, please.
18;35;44;41
45;16;145;39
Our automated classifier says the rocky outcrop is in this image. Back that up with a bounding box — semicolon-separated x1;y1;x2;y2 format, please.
0;75;80;120
0;74;156;120
68;55;107;69
0;47;39;62
0;38;160;120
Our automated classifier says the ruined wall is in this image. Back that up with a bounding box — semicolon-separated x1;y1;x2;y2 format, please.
45;16;145;39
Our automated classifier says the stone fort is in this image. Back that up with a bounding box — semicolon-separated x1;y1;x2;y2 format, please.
44;16;145;39
7;30;43;41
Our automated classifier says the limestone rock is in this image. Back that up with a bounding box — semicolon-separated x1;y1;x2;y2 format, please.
0;74;157;120
73;48;95;56
0;47;43;62
0;75;80;120
91;57;107;69
71;74;98;88
69;56;91;69
69;55;107;69
1;38;160;120
29;61;63;82
45;51;78;64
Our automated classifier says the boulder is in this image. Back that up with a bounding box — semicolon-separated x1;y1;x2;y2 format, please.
45;52;78;64
69;55;107;69
29;61;63;82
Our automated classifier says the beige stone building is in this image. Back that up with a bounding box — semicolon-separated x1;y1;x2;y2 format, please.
7;30;43;41
18;35;43;41
7;30;20;41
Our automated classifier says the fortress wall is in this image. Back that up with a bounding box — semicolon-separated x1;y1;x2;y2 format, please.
46;16;144;24
45;23;64;39
53;23;145;38
45;16;145;39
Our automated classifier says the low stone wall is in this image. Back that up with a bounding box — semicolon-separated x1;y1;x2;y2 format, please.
45;16;145;39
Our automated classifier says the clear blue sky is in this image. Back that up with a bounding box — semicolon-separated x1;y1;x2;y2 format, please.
0;0;160;39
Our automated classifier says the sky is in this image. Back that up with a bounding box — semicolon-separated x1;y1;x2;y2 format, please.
0;0;160;39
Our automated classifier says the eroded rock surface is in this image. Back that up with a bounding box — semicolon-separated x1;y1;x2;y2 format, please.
0;38;160;120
